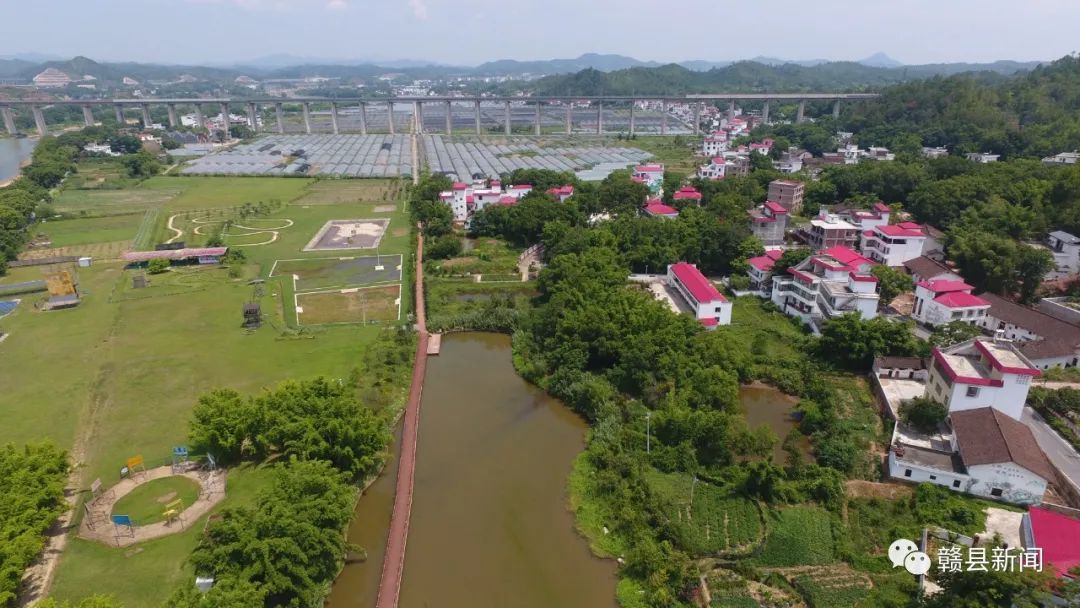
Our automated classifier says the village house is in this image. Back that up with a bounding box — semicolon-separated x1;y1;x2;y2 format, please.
546;185;575;202
903;256;961;284
860;221;929;267
767;179;805;213
832;201;892;232
697;157;728;181
976;293;1080;370
702;131;728;156
1042;151;1080;166
666;262;732;328
769;246;880;328
748;201;789;246
912;279;990;327
746;249;783;295
966;152;1001;163
642;200;679;219
632;164;665;194
1046;230;1080;277
922;146;949;158
798;211;859;250
439;180;534;222
864;146;896;161
671;186;703;205
884;338;1056;505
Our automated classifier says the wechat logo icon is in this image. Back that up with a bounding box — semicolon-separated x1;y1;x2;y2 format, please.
889;539;931;575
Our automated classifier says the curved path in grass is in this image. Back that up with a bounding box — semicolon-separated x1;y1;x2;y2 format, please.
375;224;427;608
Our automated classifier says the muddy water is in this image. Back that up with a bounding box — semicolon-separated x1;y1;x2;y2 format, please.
326;332;616;608
0;138;36;183
738;384;811;463
398;333;617;608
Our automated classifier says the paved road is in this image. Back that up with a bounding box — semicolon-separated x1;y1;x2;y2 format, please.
375;228;427;608
1022;407;1080;491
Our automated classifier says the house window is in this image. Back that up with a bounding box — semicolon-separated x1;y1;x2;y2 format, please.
966;386;979;398
904;469;912;478
952;479;961;488
1017;375;1030;385
929;475;937;480
990;488;1003;497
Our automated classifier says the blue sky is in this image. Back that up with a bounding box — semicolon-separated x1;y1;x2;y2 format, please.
3;0;1079;66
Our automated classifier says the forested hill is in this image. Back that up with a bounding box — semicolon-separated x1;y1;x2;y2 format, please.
525;60;1033;95
840;55;1080;158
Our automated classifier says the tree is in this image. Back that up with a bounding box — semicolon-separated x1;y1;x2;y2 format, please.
426;234;463;259
146;258;170;274
901;397;948;433
921;567;1055;608
819;314;920;370
160;137;181;150
107;135;142;155
771;247;810;276
189;389;255;464
930;320;984;347
120;151;161;178
871;264;913;305
36;597;125;608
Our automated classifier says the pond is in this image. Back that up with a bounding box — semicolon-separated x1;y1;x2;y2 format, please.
327;333;617;608
738;384;811;464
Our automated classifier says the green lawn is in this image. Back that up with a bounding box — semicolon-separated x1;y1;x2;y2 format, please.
110;476;201;525
34;214;142;248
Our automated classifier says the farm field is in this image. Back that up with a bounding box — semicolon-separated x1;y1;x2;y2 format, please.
0;176;411;607
754;506;836;567
33;213;143;248
645;469;763;555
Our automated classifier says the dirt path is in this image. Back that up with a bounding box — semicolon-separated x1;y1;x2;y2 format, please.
165;214;184;244
374;226;427;608
845;479;914;500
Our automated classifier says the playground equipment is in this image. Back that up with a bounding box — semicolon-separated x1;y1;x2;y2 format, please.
110;514;135;546
171;446;189;474
163;498;185;528
122;454;146;479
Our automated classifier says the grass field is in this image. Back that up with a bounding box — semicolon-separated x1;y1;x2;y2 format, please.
271;255;403;292
0;176;412;606
297;284;401;325
296;179;402;205
110;476;201;525
33;214;142;248
645;470;762;556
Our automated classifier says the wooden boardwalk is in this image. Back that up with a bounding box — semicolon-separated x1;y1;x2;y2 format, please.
426;333;441;355
375;226;427;608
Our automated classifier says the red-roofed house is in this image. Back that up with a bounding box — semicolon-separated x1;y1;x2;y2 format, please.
747;249;783;293
643;200;679;219
439;180;534;221
749;201;789;246
702;131;728;157
632;164;665;193
697;157;727;180
666;262;732;327
546;185;575;202
1023;507;1080;578
769;247;880;328
861;221;929;266
672;186;703;204
913;280;990;327
926;338;1040;420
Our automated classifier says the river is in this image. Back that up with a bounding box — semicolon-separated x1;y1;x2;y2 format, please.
326;332;617;608
0;138;36;184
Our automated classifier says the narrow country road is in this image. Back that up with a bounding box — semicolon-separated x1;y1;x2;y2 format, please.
374;225;427;608
1022;407;1080;492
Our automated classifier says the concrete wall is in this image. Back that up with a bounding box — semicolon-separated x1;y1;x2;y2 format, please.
966;463;1047;506
1037;297;1080;325
889;451;968;490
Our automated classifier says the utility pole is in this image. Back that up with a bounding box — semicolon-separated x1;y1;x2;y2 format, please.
645;411;651;454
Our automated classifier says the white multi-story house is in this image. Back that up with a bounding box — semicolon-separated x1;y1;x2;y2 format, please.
864;147;895;161
860;221;929;267
746;249;783;295
798;211;859;250
887;338;1054;505
698;157;728;181
439;180;534;222
702;132;728;156
632;164;665;193
666;262;732;328
769;246;880;328
912;279;990;327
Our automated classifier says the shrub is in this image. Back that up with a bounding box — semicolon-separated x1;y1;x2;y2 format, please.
146;258;170;274
901;397;948;433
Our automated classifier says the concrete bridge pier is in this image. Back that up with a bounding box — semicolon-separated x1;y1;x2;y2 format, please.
833;99;841;119
82;104;95;127
596;100;603;135
534;102;541;136
728;99;736;121
246;103;258;132
302;103;312;134
359;102;368;135
219;103;230;138
474;100;481;135
796;99;806;123
114;104;125;125
628;102;635;136
32;106;47;136
661;100;668;135
503;100;511;135
141;103;152;127
761;100;770;124
330;102;340;135
565;103;572;135
275;102;285;134
445;101;452;135
2;107;16;135
194;104;204;129
387;101;395;135
167;104;178;128
692;103;701;135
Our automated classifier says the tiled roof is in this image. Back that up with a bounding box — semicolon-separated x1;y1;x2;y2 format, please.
903;256;955;280
1027;507;1080;578
916;279;974;293
952;407;1055;481
643;202;678;216
877;223;926;237
979;293;1080;360
671;262;726;304
933;292;990;308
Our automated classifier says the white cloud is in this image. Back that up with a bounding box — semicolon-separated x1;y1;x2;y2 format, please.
408;0;429;20
327;0;347;9
185;0;347;10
